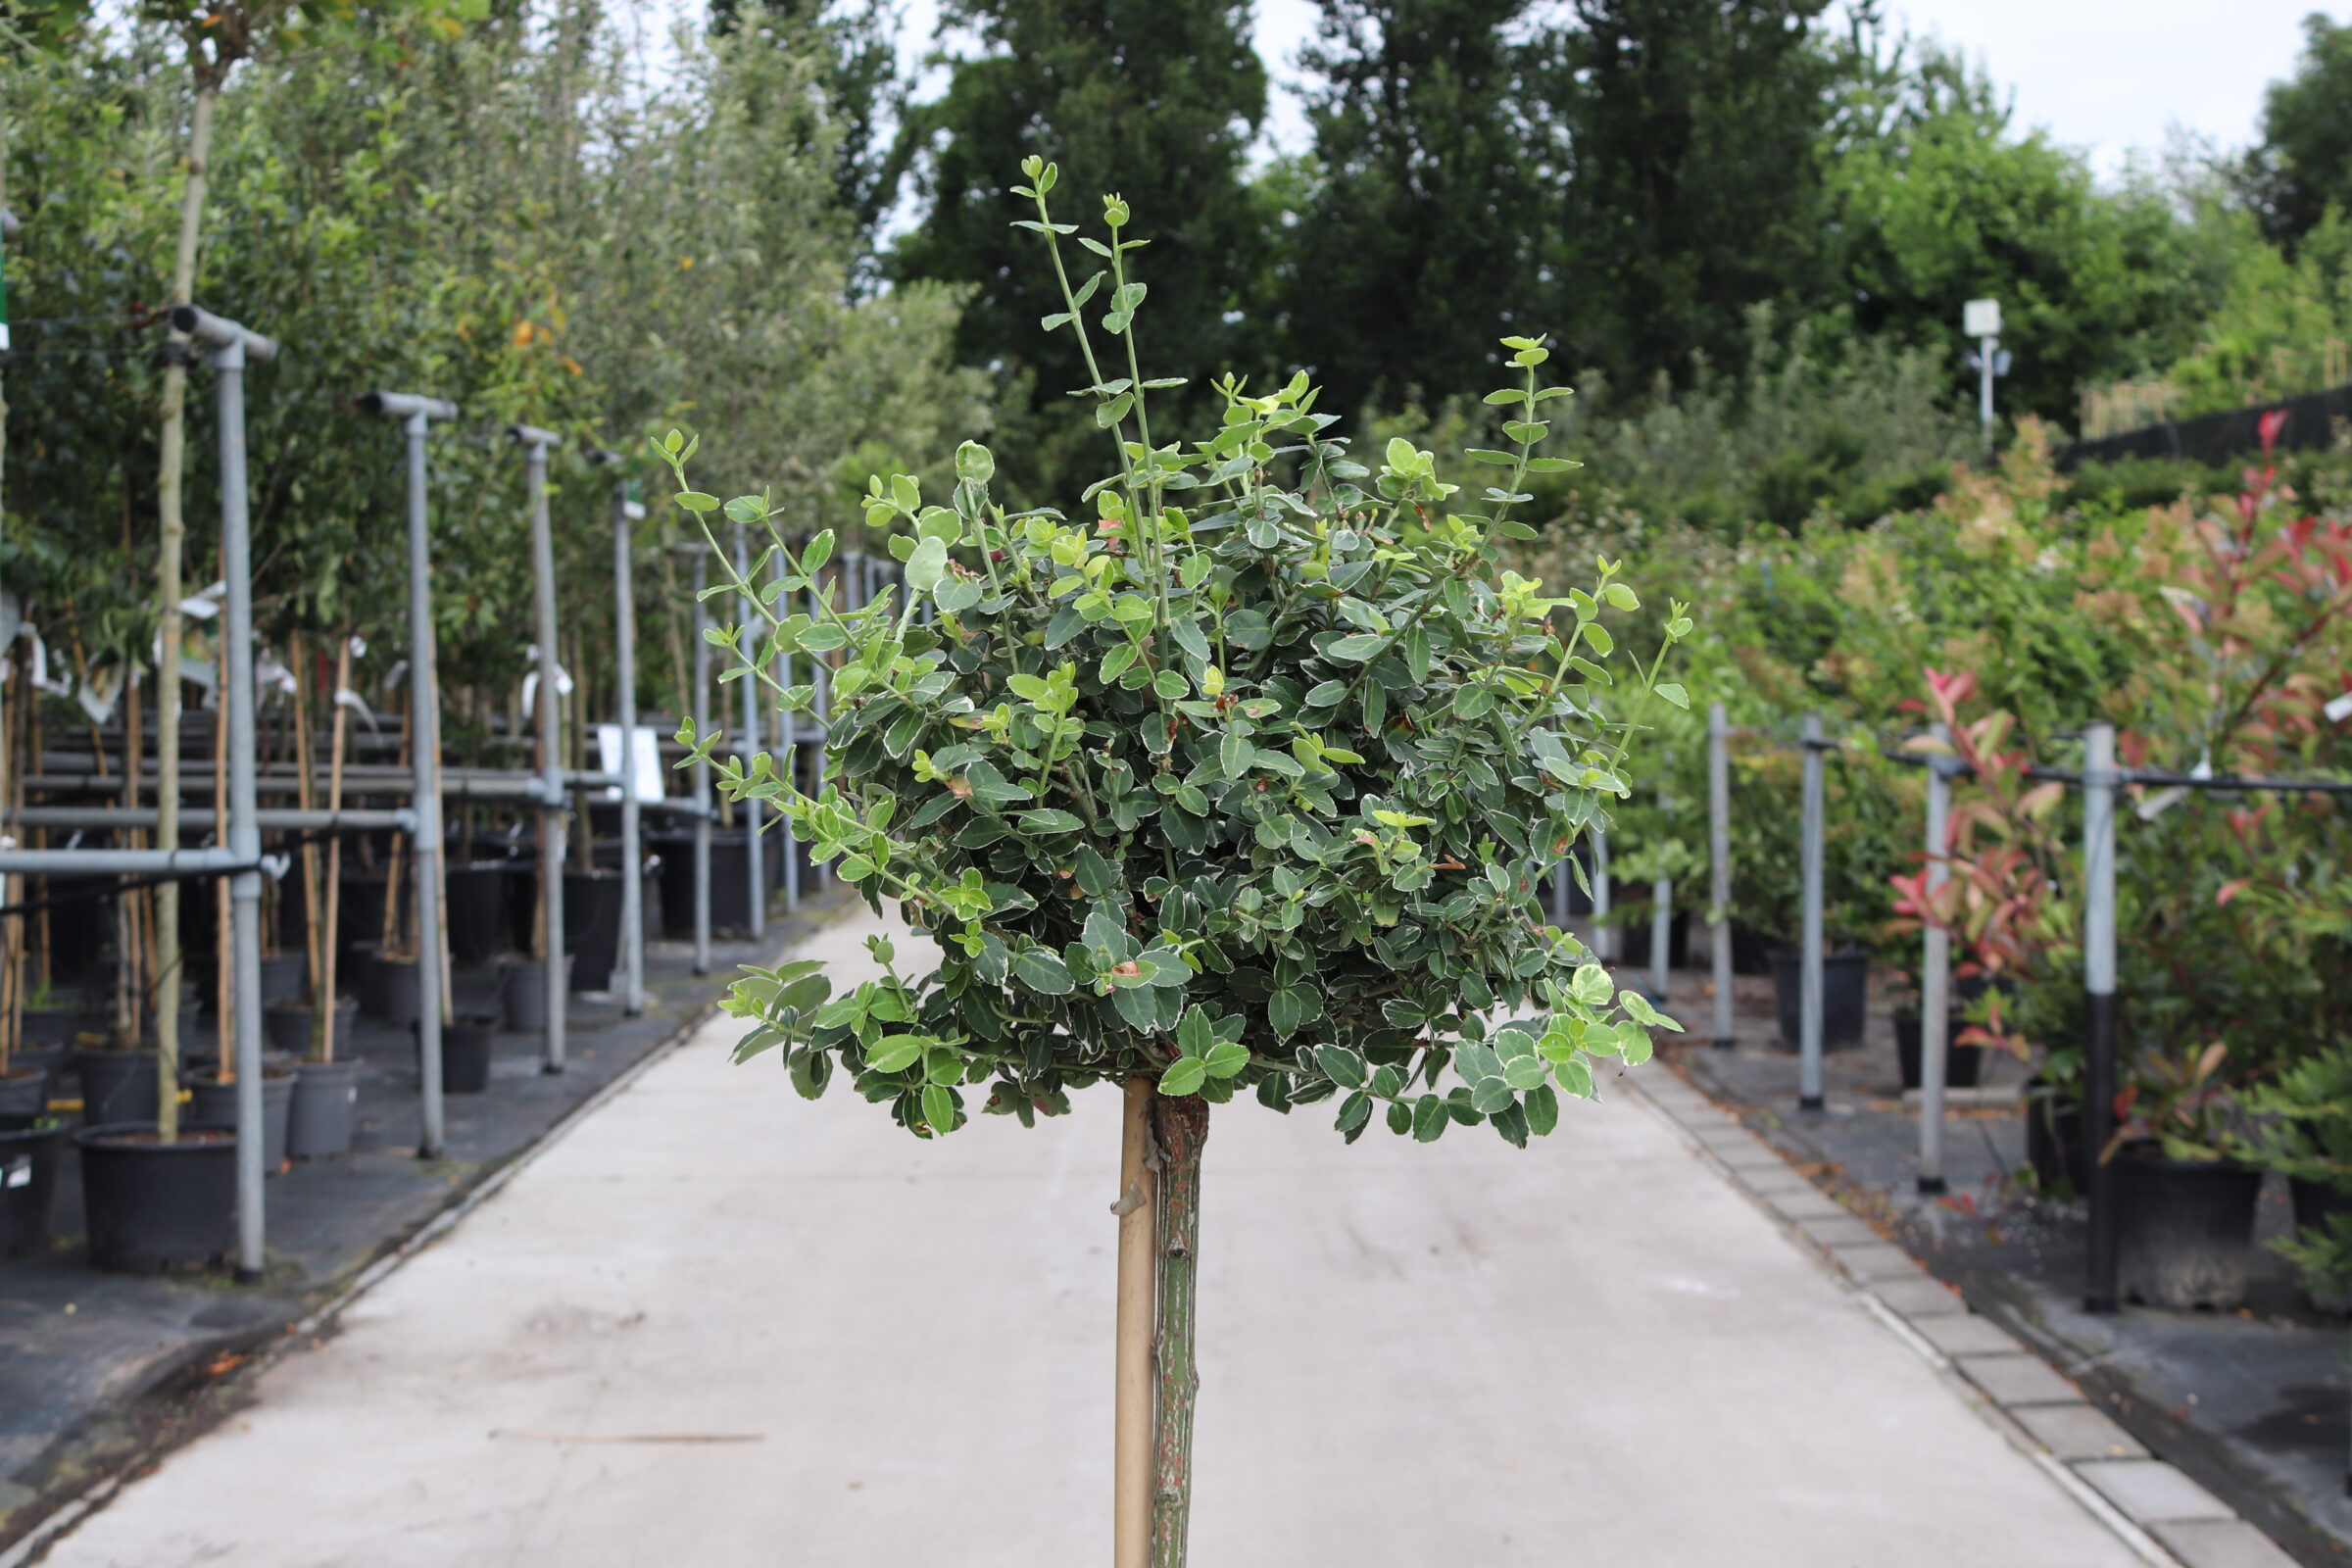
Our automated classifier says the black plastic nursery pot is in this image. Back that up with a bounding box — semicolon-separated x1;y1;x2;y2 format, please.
2289;1176;2352;1245
1728;921;1774;977
446;863;514;965
2113;1152;2264;1310
0;1114;66;1259
564;869;623;993
187;1068;296;1173
264;998;358;1058
76;1123;238;1273
652;831;756;938
22;1002;96;1047
430;1017;498;1095
1891;1013;1985;1091
0;1063;49;1117
499;956;573;1032
1770;949;1870;1050
1615;908;1691;971
74;1048;160;1125
9;1042;68;1097
288;1059;363;1158
367;954;423;1027
2026;1085;2088;1195
257;952;308;1006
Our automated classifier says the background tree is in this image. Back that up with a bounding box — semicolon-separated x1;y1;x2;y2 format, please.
2244;12;2352;250
885;0;1268;501
1277;0;1555;417
1544;0;1839;389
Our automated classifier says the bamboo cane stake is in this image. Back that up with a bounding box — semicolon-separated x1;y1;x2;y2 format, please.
1113;1079;1158;1568
291;631;323;1056
1149;1094;1208;1568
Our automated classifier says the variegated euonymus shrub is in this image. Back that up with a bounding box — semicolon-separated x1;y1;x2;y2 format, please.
667;159;1690;1146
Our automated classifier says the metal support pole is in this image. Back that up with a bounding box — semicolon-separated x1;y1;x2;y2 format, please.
2082;722;2119;1313
179;306;275;1279
612;480;646;1013
362;392;458;1159
690;549;712;976
732;522;764;938
1917;723;1953;1195
1649;875;1671;1000
514;423;566;1073
1592;828;1611;964
1798;711;1826;1111
774;550;799;912
1708;702;1734;1050
1979;335;1997;458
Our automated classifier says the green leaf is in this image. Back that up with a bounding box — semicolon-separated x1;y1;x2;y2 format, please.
1152;669;1189;700
1411;1094;1449;1143
1072;845;1118;899
1305;680;1346;707
674;491;720;514
1328;633;1385;662
906;535;951;592
1524;1083;1560;1136
1221;732;1256;779
1013;949;1074;995
1336;1090;1373;1134
1202;1041;1250;1079
1267;985;1318;1039
1017;808;1085;833
1571;963;1612;1006
922;1084;957;1135
1315;1044;1368;1089
866;1035;925;1074
1160;1057;1209;1097
1470;1077;1517;1115
1654;682;1690;710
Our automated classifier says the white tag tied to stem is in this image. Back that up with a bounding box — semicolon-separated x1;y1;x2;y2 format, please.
519;643;574;716
623;500;647;521
2328;691;2352;724
595;724;669;802
177;581;225;619
259;854;291;882
348;635;367;660
2135;749;2212;822
334;688;380;732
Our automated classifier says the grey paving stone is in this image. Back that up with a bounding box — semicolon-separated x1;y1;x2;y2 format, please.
1869;1275;1964;1317
1833;1241;1926;1280
1768;1189;1846;1221
2009;1402;2147;1461
2076;1459;2232;1523
1911;1313;2024;1357
2150;1519;2301;1568
1794;1213;1881;1249
1955;1353;2080;1406
1713;1143;1789;1171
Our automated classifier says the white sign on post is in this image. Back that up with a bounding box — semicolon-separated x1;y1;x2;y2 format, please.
1963;298;2002;338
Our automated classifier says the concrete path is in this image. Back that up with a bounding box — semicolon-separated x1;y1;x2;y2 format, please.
30;907;2151;1567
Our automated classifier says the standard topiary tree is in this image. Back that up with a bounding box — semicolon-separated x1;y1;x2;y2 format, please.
667;159;1689;1565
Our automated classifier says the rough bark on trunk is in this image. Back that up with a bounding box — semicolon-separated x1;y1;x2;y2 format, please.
1150;1093;1208;1568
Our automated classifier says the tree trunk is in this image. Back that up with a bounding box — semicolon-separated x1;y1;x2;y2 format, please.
1113;1081;1158;1568
153;77;219;1145
1150;1093;1208;1568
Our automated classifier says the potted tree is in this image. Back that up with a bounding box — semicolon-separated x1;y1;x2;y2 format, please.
668;162;1688;1561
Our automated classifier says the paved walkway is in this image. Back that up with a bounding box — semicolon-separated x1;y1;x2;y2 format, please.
28;907;2161;1566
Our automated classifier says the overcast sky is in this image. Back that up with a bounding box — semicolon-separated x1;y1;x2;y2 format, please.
868;0;2334;181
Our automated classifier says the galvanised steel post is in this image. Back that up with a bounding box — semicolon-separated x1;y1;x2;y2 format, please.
690;547;712;976
1798;712;1827;1111
731;521;764;938
1708;703;1734;1050
177;305;274;1278
513;423;567;1073
1591;828;1611;963
359;391;458;1157
1649;873;1672;1000
773;548;799;912
2082;723;2120;1312
1917;722;1954;1195
594;457;646;1015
